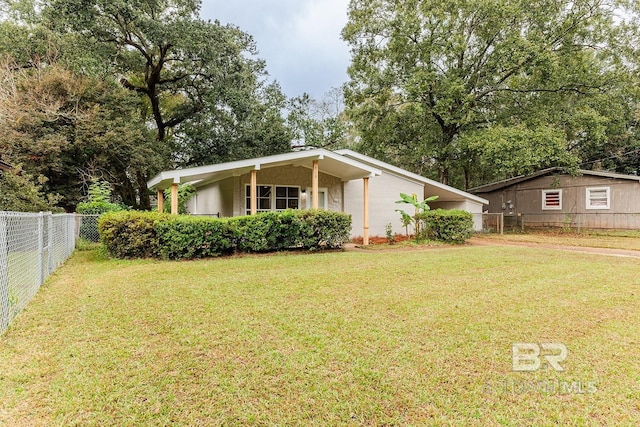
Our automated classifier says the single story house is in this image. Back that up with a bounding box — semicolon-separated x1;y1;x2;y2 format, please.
469;167;640;229
147;149;487;242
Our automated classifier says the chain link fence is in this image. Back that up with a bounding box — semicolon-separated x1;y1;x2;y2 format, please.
76;214;101;242
0;212;76;335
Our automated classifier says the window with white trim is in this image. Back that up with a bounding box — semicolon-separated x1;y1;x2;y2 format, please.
245;185;300;214
586;187;610;209
542;189;562;210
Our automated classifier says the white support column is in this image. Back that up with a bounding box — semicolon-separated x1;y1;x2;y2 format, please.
312;160;319;209
363;177;370;245
250;169;258;215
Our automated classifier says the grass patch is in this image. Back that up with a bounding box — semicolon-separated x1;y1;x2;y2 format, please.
479;229;640;251
1;247;639;425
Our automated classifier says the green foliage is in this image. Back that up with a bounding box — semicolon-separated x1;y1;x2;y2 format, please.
395;193;439;239
155;216;237;260
0;60;160;210
43;0;293;167
162;184;196;215
287;89;351;149
343;0;638;186
98;211;169;259
98;210;352;259
461;125;581;179
76;181;127;215
0;165;62;212
415;210;474;243
385;223;395;244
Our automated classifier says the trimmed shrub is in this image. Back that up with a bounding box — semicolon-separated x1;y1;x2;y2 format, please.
232;210;351;252
298;209;352;249
156;216;236;260
97;209;352;259
415;209;474;243
98;211;168;259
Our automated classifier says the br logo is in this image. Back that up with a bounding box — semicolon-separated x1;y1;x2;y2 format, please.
512;343;568;372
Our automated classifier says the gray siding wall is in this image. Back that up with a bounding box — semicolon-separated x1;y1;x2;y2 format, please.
480;174;640;229
344;173;424;237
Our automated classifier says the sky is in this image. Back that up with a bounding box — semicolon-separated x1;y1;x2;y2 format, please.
199;0;351;100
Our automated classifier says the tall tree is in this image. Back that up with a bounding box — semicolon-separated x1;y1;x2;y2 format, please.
0;56;160;209
287;88;352;150
44;0;290;147
342;0;626;186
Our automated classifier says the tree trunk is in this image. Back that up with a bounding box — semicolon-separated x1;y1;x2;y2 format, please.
136;171;151;210
438;167;449;186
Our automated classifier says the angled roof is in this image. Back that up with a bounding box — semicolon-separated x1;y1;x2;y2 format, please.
469;167;640;194
336;149;488;205
0;159;12;171
147;149;382;190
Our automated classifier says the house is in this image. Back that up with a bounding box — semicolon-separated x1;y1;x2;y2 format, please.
147;149;487;242
469;167;640;230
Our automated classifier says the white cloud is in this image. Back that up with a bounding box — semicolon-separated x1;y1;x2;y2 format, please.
199;0;351;99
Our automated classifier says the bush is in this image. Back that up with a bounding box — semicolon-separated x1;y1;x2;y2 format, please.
415;209;474;243
98;211;168;259
97;209;352;259
232;210;351;252
155;216;236;260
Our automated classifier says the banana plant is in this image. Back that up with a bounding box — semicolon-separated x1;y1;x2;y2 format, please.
395;193;439;239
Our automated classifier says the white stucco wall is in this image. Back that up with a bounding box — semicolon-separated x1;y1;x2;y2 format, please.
344;173;424;238
186;178;234;217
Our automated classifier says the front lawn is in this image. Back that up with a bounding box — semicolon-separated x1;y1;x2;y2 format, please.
477;229;640;251
1;246;639;425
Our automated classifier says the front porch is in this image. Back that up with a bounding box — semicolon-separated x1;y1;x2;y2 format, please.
147;149;381;244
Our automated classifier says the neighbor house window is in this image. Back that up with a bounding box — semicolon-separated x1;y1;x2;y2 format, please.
542;189;562;210
586;187;610;209
246;185;300;214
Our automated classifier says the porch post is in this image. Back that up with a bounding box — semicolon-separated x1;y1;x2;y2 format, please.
171;183;179;215
363;177;370;245
157;189;164;213
250;169;257;215
312;160;319;209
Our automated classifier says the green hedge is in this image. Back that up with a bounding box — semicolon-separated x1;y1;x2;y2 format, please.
415;209;474;243
98;211;168;258
98;209;352;260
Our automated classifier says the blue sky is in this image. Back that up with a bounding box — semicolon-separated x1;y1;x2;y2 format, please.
199;0;351;100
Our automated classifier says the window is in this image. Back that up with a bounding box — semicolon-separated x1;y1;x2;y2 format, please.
542;189;562;210
586;187;610;209
246;185;300;214
275;186;299;210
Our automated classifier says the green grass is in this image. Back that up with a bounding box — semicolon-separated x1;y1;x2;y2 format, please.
478;229;640;251
1;247;640;425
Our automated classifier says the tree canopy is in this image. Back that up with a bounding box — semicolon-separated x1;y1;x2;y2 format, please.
0;0;294;210
342;0;639;188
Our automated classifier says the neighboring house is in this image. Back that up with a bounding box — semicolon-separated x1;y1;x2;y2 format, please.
469;167;640;230
147;149;487;241
0;159;12;171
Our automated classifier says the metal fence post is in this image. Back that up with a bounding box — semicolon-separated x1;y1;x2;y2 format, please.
47;213;53;275
0;215;9;333
38;212;44;286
